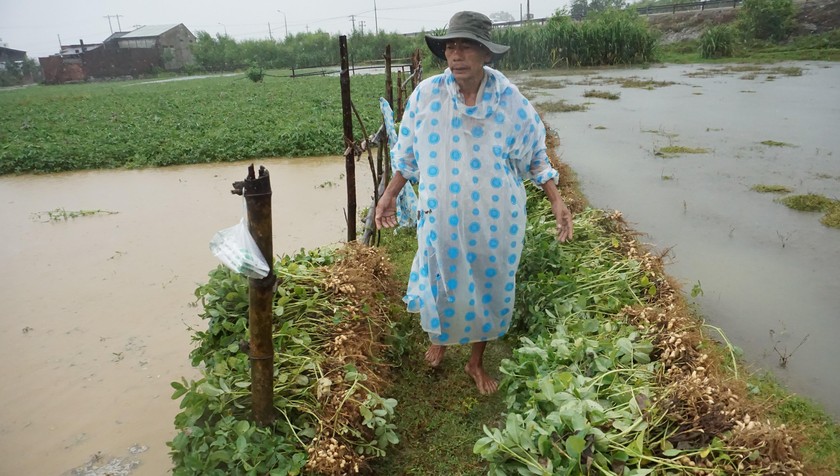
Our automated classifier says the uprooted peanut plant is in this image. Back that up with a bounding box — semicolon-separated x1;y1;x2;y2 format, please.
170;243;403;475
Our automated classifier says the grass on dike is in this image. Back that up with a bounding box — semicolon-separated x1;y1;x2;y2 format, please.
369;137;839;474
368;226;511;476
372;228;840;474
371;188;839;473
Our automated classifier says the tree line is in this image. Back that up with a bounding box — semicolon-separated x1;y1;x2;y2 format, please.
190;30;427;72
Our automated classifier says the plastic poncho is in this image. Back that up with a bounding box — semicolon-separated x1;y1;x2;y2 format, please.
391;66;559;345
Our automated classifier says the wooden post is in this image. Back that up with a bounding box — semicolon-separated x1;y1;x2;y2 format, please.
396;70;404;119
384;45;394;116
339;35;357;242
382;44;393;183
231;164;275;427
411;49;422;89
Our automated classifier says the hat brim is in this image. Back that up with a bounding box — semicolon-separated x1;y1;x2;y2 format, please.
425;33;509;63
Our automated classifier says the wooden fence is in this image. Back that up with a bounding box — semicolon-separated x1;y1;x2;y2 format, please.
336;38;422;244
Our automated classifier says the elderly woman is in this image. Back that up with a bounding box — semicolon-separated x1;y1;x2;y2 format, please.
375;11;573;394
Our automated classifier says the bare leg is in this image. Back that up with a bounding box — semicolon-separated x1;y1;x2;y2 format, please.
425;344;446;368
464;341;498;395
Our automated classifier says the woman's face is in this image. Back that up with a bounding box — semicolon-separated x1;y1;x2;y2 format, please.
444;39;491;86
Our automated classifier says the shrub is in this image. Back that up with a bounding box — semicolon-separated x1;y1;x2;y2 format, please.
738;0;796;42
700;25;736;58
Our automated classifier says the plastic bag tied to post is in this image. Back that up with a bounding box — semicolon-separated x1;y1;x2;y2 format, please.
209;216;270;279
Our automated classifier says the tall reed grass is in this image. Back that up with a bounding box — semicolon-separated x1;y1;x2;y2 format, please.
492;10;657;69
700;26;736;58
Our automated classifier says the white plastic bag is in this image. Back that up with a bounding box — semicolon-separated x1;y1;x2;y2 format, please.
209;218;270;278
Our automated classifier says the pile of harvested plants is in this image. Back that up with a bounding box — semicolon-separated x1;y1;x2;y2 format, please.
169;243;402;475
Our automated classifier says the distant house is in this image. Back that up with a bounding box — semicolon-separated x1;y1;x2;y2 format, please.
58;42;103;56
107;24;196;70
39;23;196;84
0;46;27;70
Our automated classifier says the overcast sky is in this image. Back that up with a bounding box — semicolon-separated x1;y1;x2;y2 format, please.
0;0;571;58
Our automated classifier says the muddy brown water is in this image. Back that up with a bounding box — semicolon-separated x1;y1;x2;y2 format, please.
518;61;840;419
0;157;373;475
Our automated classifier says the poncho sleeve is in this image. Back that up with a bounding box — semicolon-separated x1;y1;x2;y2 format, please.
514;97;559;186
390;91;420;185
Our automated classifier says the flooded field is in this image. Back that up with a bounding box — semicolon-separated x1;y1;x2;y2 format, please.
520;61;840;418
1;61;837;475
0;157;372;475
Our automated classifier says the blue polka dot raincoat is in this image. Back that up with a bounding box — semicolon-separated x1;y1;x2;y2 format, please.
392;66;559;346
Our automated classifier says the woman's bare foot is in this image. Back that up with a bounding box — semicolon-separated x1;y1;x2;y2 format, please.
424;344;446;368
465;363;498;395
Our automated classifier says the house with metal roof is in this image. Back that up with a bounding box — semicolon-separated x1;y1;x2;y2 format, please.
40;23;196;84
107;24;196;70
1;46;29;66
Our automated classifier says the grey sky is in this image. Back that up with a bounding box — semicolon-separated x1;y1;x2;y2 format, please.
0;0;569;59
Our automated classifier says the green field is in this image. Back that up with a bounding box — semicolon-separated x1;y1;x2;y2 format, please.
0;73;386;175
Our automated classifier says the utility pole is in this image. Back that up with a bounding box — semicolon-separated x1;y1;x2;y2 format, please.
276;10;288;38
349;15;356;34
374;0;379;34
268;22;273;40
359;20;366;35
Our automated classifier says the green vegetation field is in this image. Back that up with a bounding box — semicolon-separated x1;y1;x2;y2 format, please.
0;74;386;175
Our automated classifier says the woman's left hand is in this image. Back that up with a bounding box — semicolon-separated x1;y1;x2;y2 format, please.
552;200;574;242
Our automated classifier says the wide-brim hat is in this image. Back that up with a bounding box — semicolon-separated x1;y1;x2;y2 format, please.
425;11;510;63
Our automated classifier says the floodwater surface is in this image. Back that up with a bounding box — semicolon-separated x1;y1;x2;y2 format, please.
0;157;372;475
519;61;840;418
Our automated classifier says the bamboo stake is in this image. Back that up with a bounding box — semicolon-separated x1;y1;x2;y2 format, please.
231;164;275;427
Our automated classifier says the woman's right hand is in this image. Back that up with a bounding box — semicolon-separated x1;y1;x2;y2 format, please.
375;195;398;229
375;173;409;230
